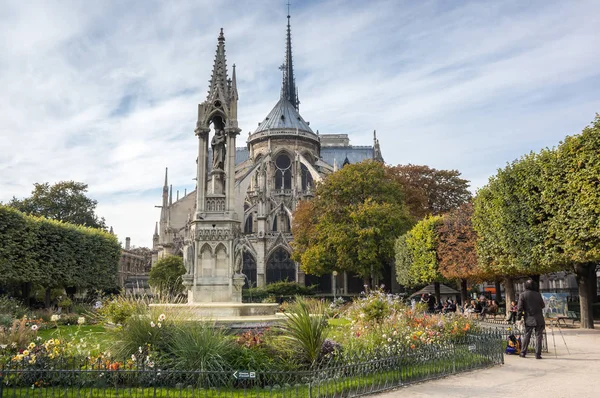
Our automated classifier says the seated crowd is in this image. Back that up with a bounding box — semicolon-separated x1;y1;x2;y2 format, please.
416;293;502;320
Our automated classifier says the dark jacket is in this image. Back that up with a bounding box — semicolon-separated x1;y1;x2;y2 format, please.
517;290;546;327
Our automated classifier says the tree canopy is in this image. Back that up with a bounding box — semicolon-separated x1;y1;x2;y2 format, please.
7;181;107;229
291;161;413;285
395;215;443;287
148;255;186;297
389;164;471;219
472;114;600;328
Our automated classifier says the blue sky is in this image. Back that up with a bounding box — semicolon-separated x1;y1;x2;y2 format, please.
1;0;599;248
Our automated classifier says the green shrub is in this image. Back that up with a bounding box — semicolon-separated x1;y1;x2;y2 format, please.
243;281;316;302
0;296;28;319
163;322;236;371
98;296;145;325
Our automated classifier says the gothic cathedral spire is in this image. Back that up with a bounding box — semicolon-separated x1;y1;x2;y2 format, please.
281;13;299;110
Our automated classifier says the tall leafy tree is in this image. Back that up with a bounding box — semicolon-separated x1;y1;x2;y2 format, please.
292;161;413;287
389;164;472;219
395;215;445;301
148;255;186;297
436;203;491;305
542;115;600;328
7;181;106;229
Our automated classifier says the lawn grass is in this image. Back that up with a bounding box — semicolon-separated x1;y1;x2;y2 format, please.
326;318;351;327
37;325;114;351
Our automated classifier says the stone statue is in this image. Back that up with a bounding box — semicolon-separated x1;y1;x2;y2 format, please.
234;244;244;275
184;243;194;275
211;129;226;170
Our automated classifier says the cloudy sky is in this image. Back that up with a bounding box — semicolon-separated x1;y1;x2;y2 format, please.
1;0;599;248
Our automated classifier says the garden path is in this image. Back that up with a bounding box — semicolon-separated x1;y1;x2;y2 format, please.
375;321;600;398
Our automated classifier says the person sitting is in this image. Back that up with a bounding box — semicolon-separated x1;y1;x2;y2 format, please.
506;300;518;324
481;299;499;320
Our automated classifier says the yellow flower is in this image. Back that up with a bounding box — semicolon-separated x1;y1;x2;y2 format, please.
28;342;36;349
22;350;30;356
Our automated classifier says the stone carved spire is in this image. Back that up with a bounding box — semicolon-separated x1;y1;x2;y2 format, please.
206;28;229;105
280;13;299;110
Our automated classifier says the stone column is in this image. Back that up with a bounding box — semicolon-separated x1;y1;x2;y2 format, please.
195;128;209;218
225;129;239;215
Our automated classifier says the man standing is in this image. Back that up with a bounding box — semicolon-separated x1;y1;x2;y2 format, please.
517;279;546;359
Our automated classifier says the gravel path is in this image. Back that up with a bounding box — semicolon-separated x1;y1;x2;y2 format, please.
374;323;600;398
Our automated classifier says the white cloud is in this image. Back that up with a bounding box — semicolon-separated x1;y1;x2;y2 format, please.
1;0;599;247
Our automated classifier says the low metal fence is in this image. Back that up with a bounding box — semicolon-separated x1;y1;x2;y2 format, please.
0;332;503;397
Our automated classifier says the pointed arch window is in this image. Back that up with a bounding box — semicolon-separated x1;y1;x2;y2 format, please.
301;164;313;191
275;153;292;189
266;248;296;284
244;214;254;234
242;252;257;288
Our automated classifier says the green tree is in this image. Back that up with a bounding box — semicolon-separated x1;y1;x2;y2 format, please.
149;255;186;297
7;181;106;229
395;215;445;301
292;161;413;287
542;115;600;328
389;164;472;219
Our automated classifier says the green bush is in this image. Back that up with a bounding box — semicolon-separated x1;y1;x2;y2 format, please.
0;206;120;293
0;296;28;319
163;322;236;371
243;281;316;302
98;296;145;325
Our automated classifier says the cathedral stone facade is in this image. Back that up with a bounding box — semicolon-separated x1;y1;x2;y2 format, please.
152;15;383;294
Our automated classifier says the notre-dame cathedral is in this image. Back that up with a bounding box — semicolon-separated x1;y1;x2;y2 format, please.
152;14;383;296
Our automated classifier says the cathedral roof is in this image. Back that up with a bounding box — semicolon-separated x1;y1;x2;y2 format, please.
253;97;313;134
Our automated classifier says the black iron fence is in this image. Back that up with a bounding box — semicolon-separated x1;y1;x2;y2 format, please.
0;332;503;397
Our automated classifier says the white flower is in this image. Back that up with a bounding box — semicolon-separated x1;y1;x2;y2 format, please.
387;338;392;342
50;314;60;322
31;325;38;331
11;342;17;348
158;314;166;322
138;347;143;354
77;317;85;325
131;354;137;361
150;321;156;328
0;344;7;349
157;322;162;328
147;361;155;368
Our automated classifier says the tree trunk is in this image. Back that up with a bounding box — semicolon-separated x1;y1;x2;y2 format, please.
21;282;32;307
589;266;598;303
434;281;441;304
494;279;503;303
529;274;541;291
460;279;468;306
503;277;515;317
44;287;52;309
575;263;595;329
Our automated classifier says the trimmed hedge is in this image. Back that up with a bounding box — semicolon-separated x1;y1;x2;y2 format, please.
242;281;316;302
0;205;120;290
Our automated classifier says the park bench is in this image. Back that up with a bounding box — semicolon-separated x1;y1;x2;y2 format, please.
555;311;578;327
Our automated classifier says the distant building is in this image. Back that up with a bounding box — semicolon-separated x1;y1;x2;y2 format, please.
119;237;151;295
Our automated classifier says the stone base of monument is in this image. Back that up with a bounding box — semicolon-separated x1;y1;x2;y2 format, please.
149;302;281;322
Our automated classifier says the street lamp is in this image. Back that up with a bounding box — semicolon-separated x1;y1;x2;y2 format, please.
332;271;338;301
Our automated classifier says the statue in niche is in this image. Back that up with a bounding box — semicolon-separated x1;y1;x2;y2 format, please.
234;244;244;275
183;243;195;275
211;129;226;170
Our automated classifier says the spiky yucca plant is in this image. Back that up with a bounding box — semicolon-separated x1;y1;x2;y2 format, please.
280;296;329;366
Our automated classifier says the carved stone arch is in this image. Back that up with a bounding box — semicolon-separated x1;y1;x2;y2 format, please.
214;242;228;277
198;243;213;278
